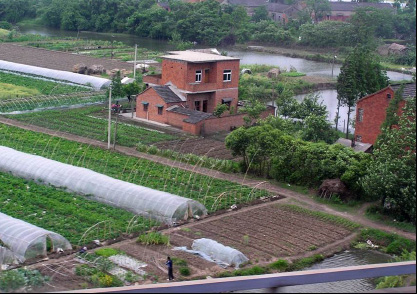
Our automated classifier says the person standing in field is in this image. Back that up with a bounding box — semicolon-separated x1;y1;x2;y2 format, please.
166;256;174;281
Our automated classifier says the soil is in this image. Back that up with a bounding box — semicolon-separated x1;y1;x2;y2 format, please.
0;43;133;73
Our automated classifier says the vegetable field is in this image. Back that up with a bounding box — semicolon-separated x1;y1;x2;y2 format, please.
0;124;270;213
7;106;176;145
0;171;156;244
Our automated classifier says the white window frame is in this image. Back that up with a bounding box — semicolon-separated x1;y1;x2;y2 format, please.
358;108;364;122
195;70;202;83
223;70;232;82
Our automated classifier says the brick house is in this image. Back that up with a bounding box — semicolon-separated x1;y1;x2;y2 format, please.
354;83;416;145
267;2;302;24
323;2;394;22
136;50;275;135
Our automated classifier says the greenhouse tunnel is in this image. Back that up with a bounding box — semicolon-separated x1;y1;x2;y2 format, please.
0;212;72;262
0;246;19;266
0;146;208;224
192;238;249;268
0;60;111;90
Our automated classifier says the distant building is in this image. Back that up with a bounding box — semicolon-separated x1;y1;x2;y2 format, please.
137;50;274;135
267;2;303;24
324;2;395;22
354;83;416;145
221;0;267;16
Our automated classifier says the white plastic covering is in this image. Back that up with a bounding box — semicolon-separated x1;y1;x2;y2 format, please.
0;246;19;266
0;60;111;90
192;238;249;268
0;213;72;262
0;146;207;224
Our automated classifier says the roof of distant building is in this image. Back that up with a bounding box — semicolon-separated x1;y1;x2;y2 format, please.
153;86;184;103
267;3;291;13
335;138;373;153
391;83;416;99
226;0;267;7
330;2;394;11
162;51;239;63
167;105;213;124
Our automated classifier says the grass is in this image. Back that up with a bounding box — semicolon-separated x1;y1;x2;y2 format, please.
0;28;9;38
280;72;307;77
137;232;170;246
7;105;176;146
276;181;311;195
0;71;87;96
365;205;416;234
95;248;123;258
312;196;363;214
0;83;40;100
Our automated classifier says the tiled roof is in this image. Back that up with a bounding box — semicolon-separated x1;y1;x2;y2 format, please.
267;3;291;13
226;0;267;7
167;105;212;124
153;86;183;103
162;51;239;63
330;2;394;11
391;83;416;99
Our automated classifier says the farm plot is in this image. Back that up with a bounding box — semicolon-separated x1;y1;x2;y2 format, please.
0;171;157;245
7;106;176;146
171;204;359;263
154;137;235;161
0;125;270;213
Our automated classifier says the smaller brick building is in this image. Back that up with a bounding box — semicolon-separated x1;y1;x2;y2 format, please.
137;50;274;135
354;83;416;145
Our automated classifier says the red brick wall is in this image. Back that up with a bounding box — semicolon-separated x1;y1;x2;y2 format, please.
136;88;184;124
354;87;406;145
161;60;188;89
166;110;189;129
213;89;239;113
186;93;213;112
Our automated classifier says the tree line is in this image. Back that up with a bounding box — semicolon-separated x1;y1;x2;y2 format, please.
0;0;415;51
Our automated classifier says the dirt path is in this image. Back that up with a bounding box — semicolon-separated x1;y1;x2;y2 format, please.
0;116;415;241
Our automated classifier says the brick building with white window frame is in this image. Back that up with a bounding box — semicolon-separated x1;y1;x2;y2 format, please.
136;50;275;135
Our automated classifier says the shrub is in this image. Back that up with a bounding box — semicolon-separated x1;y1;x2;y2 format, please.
0;269;49;292
171;257;188;267
179;267;191;276
75;265;99;277
137;232;170;246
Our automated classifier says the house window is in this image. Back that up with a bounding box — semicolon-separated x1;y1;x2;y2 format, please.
156;105;164;115
222;98;233;109
358;108;364;122
387;93;392;99
195;101;201;111
195;70;202;82
356;135;362;142
223;70;232;82
142;102;149;111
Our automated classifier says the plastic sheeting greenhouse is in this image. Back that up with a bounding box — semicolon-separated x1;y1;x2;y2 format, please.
0;60;111;90
0;213;72;262
192;238;249;268
0;146;207;224
0;246;18;266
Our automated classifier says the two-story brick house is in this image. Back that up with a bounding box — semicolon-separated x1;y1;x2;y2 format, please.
354;82;416;145
136;50;275;135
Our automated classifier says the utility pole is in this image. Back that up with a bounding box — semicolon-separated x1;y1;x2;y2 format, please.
107;87;112;149
331;55;337;78
133;44;137;80
113;108;119;150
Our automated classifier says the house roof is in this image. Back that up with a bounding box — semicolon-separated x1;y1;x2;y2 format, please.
330;2;394;12
162;51;239;63
267;3;291;13
153;86;184;103
167;105;213;124
226;0;267;7
391;83;416;99
335;138;373;153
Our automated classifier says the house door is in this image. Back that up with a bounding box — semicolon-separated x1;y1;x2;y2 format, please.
203;100;208;112
195;101;201;111
204;69;209;83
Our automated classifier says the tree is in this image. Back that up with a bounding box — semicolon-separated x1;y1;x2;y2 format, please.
251;6;269;22
301;114;338;144
241;98;267;126
337;47;389;138
361;97;416;224
304;0;331;23
109;71;124;98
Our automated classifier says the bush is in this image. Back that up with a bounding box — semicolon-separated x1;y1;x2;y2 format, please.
137;232;170;246
75;265;99;277
0;269;49;292
357;228;416;255
288;255;324;271
171;257;188;267
179;267;191;276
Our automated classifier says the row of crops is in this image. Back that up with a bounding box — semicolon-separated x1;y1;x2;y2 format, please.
6;106;176;146
0;124;270;215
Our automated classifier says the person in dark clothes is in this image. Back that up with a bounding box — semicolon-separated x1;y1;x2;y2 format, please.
166;256;174;281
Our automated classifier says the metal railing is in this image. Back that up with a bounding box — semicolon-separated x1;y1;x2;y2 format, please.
63;261;416;293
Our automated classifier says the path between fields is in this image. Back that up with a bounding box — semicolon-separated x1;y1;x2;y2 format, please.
0;117;415;241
